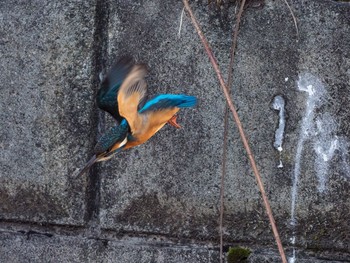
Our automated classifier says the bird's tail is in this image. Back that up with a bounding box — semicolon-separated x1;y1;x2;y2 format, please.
175;95;197;108
74;155;98;177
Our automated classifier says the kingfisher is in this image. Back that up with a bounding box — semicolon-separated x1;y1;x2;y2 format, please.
75;56;197;176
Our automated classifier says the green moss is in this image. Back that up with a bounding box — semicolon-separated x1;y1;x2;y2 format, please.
227;246;251;263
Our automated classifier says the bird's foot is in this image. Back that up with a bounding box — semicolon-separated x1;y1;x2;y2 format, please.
167;115;181;129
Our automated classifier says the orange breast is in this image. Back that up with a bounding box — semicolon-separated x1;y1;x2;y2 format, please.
123;108;179;149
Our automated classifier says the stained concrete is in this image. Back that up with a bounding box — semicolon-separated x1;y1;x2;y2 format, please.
99;0;350;255
0;0;98;224
0;230;219;263
0;0;349;262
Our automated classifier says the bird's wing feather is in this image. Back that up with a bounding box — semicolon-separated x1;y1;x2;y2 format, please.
117;64;148;133
139;94;197;131
96;56;134;123
94;119;129;154
140;94;197;113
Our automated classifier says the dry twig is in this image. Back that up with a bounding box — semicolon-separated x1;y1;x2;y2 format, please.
283;0;299;39
219;0;247;262
182;1;287;262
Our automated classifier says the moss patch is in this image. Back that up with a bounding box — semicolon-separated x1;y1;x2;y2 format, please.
227;246;251;263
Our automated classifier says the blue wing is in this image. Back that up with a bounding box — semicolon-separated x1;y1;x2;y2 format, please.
97;56;134;123
139;94;197;113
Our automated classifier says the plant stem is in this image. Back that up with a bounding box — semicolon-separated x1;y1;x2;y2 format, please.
182;1;287;262
219;0;247;262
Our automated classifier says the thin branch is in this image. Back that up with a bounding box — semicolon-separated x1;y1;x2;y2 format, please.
219;0;247;262
283;0;299;39
182;1;287;262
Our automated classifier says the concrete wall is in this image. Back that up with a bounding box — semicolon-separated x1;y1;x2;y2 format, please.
1;0;349;262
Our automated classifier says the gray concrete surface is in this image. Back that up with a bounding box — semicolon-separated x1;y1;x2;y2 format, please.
0;0;98;224
0;0;349;262
0;228;219;262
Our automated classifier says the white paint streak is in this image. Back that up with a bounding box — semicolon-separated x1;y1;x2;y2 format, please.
339;138;350;177
278;160;283;168
272;95;286;151
272;95;286;168
288;236;296;262
291;73;325;222
178;7;185;38
288;249;296;263
313;113;339;192
289;73;350;262
290;236;296;245
99;72;104;82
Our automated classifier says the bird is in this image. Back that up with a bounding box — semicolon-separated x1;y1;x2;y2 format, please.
75;56;197;176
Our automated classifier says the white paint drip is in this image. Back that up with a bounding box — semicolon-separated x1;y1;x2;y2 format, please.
278;160;283;168
272;95;286;168
99;71;104;82
288;236;296;263
313;113;339;192
272;95;286;151
288;249;296;263
178;7;185;38
290;73;350;262
290;236;296;245
291;73;325;222
339;138;350;177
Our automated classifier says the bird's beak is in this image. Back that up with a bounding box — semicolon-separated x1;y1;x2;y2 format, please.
73;155;98;177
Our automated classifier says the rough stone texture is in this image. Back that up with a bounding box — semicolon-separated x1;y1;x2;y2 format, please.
0;231;219;263
0;0;97;224
0;229;345;263
247;248;349;263
224;0;350;252
0;0;349;262
100;0;227;239
99;0;350;258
